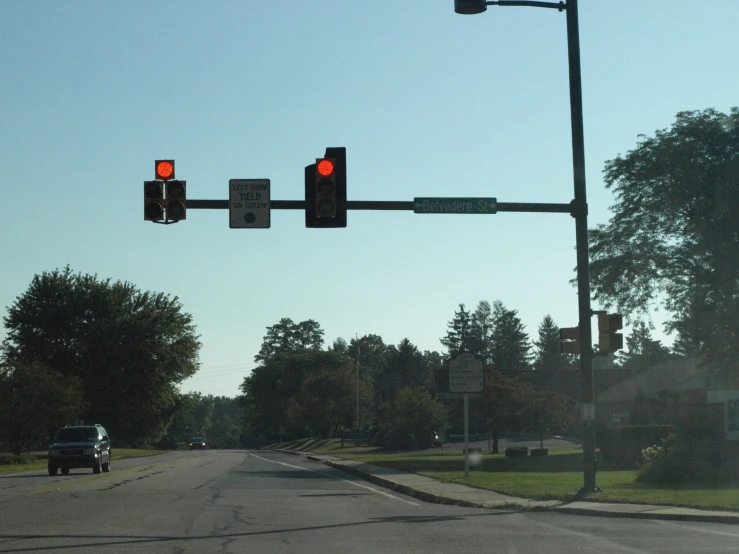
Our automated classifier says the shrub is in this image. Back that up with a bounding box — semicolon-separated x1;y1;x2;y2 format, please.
597;424;674;467
505;446;529;458
530;448;549;457
0;453;37;465
371;424;416;450
636;433;698;485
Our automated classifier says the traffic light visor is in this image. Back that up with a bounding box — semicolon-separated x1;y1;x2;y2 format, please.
317;159;334;176
156;160;174;180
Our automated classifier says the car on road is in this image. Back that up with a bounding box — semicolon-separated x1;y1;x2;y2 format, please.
189;437;207;450
48;424;112;476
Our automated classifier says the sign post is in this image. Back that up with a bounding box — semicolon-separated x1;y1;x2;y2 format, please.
449;352;484;477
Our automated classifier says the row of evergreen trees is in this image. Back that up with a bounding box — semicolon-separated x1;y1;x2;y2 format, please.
440;301;676;371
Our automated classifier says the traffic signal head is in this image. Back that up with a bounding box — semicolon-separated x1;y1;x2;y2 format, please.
305;147;347;228
559;327;581;354
597;313;624;355
315;157;336;218
165;180;187;221
144;181;164;221
155;160;175;181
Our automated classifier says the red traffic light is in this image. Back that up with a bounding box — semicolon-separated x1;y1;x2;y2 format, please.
316;159;334;176
155;160;175;180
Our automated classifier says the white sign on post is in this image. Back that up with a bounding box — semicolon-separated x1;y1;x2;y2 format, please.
229;179;270;229
449;352;483;393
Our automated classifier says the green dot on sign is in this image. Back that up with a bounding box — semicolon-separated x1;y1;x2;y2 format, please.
244;213;256;224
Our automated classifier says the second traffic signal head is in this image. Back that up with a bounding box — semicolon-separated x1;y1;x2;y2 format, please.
305;147;347;228
165;180;187;221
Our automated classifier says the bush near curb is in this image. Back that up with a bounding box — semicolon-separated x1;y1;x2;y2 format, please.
505;447;529;458
531;448;549;457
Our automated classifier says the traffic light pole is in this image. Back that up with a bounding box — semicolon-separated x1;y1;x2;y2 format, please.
564;0;597;495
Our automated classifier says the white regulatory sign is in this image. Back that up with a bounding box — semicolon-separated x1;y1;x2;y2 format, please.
449;352;484;393
582;403;595;421
229;179;270;229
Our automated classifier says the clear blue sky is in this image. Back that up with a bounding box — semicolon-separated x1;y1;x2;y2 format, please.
2;1;737;397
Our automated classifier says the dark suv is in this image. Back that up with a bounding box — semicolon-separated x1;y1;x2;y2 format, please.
48;424;112;476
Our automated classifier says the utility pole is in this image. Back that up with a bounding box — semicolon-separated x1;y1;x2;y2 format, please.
356;334;360;429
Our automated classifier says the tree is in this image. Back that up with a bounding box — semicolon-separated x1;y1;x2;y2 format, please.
490;301;532;374
331;337;349;355
440;304;474;358
483;371;532;452
0;361;86;454
254;318;325;363
383;338;430;391
587;108;739;385
374;388;447;450
1;267;201;445
525;389;577;449
533;315;565;370
616;320;675;369
288;363;372;437
241;349;369;439
469;301;494;365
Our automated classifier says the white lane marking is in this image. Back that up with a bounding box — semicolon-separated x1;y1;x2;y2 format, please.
248;452;419;507
654;519;739;538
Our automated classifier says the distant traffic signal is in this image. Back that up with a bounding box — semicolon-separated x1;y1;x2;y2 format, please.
305;147;347;228
144;181;164;221
597;313;624;355
144;160;186;223
165;180;187;221
559;326;580;354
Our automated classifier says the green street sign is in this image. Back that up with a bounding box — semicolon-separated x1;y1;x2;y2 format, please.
413;197;497;214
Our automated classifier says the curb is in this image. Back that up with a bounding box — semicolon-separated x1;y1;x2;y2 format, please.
320;459;534;511
269;448;303;457
555;506;739;525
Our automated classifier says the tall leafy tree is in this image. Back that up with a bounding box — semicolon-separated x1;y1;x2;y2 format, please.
331;337;349;355
374;388;447;450
616;320;674;369
587;108;739;385
524;389;577;449
255;318;325;363
490;301;532;374
0;361;86;454
1;267;201;445
241;349;364;439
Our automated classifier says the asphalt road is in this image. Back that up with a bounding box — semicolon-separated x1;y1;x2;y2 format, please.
1;450;739;553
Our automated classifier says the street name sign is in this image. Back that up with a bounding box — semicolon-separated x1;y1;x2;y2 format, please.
413;197;497;215
230;179;270;229
449;352;484;393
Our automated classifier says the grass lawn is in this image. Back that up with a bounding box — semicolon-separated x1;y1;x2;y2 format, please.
0;448;168;475
330;448;739;512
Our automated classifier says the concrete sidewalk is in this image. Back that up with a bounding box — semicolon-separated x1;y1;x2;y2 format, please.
272;448;739;524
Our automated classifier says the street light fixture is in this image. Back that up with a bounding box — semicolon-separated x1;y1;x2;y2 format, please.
454;0;597;493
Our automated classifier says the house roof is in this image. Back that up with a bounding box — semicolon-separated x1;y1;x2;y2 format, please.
595;358;706;403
